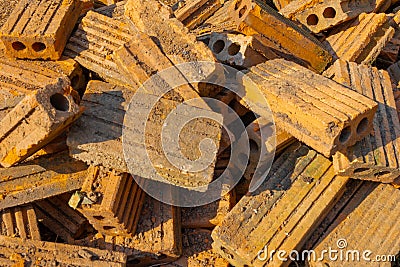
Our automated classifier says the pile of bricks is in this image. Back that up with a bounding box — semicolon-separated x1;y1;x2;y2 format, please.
0;0;399;266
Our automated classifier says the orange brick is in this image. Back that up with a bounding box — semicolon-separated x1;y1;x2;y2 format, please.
64;10;133;87
34;193;90;243
323;12;398;64
0;235;127;266
227;0;332;73
326;60;400;183
0;77;82;167
0;152;88;210
175;0;223;30
1;204;41;240
244;59;378;157
280;0;381;33
308;182;400;267
0;0;83;60
212;142;349;267
164;229;230;267
74;166;144;237
102;195;182;266
181;190;236;228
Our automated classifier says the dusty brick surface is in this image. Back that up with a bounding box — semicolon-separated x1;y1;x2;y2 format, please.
0;0;83;60
212;142;349;267
228;0;332;73
0;77;82;167
0;235;127;266
244;59;378;157
308;182;400;267
75;166;144;237
0;152;88;210
1;204;41;240
326;60;400;183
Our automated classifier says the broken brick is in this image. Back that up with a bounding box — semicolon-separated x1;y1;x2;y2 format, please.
323;12;398;64
281;0;381;33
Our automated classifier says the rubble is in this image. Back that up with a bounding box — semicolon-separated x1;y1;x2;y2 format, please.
0;235;127;266
1;0;400;266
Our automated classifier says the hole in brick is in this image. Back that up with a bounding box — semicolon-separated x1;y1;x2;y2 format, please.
12;41;26;51
338;126;351;144
323;7;336;18
239;5;247;18
374;170;391;177
70;75;80;88
213;40;225;54
353;167;370;174
32;42;46;52
306;14;319;26
50;93;70;111
234;0;242;10
103;225;115;230
228;43;241;56
356;117;368;135
93;215;105;220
